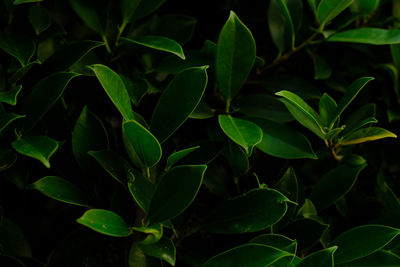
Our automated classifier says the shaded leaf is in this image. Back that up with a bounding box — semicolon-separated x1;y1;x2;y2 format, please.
28;6;51;35
69;0;105;35
296;246;337;267
340;127;397;146
120;75;147;107
139;237;176;266
167;146;200;167
328;28;400;45
128;169;155;212
319;93;337;128
222;141;249;176
0;85;22;106
250;234;297;253
121;36;185;59
0;217;31;257
9;61;40;84
121;0;141;24
317;0;354;27
0;148;17;171
0;113;25;133
337;250;400;267
276;167;298;202
132;224;163;245
0;34;35;66
130;0;166;22
314;54;332;80
13;0;42;4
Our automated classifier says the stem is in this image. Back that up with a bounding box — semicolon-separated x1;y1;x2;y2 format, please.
102;35;112;54
115;21;127;47
225;99;231;113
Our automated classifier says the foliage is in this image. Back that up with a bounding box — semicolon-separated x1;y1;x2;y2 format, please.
1;0;400;266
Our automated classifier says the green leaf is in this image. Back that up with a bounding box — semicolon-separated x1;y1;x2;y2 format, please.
19;72;79;134
313;54;332;80
89;150;132;185
216;11;256;101
121;36;185;60
275;90;325;139
0;85;22;106
246;117;317;159
90;64;134;121
296;199;319;220
77;209;132;237
328;28;400;44
120;75;147;107
189;99;214;119
130;0;166;22
0;34;35;66
281;218;328;249
0;113;24;133
343;103;376;133
218;115;263;155
72;106;109;169
69;0;105;35
121;0;141;23
9;61;40;84
167;146;200;167
128;169;155;212
330;225;400;264
319;93;337;128
12;136;59;168
0;217;31;257
222;141;249;176
123;120;162;169
139;237;176;266
132;224;163;245
13;0;42;4
337;250;400;267
308;0;318;14
148;165;207;223
28;6;52;35
202;244;292;267
277;167;298;202
27;176;89;207
250;234;297;254
202;188;290;233
317;0;354;27
340;127;397;146
0;148;17;171
150;66;208;143
296;246;337;267
332;77;374;126
310;163;366;211
342;117;377;136
376;172;400;218
351;0;380;14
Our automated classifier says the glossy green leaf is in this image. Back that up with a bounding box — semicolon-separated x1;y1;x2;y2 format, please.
328;28;400;44
90;64;134;121
69;0;105;35
317;0;354;27
148;165;207;223
150;66;208;143
0;148;17;171
139;237;176;266
0;217;31;257
338;250;400;267
202;244;292;267
167;146;200;167
0;85;22;106
12;136;59;168
342;117;377;136
218;115;262;155
222;141;249;176
310;163;366;211
72;106;109;169
216;11;256;101
319;93;337;128
123;120;162;170
121;36;185;59
77;209;132;237
250;234;297;254
13;0;42;4
246;117;317;159
132;224;163;245
0;113;24;133
275;90;324;139
89;150;132;185
314;54;332;80
330;225;400;264
19;72;79;133
340;127;397;146
296;246;337;267
128;169;155;212
0;34;35;66
130;0;166;22
28;6;51;35
121;0;141;23
332;77;374;126
27;176;89;207
203;188;290;233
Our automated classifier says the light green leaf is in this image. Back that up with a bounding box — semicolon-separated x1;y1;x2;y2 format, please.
275;90;324;139
317;0;354;27
340;127;397;146
28;6;52;35
337;250;400;267
202;244;292;267
202;188;290;233
72;106;109;169
0;85;22;106
0;34;35;66
296;246;337;267
12;136;59;168
139;237;176;266
148;165;207;223
0;148;17;171
128;169;155;212
77;209;132;237
319;93;337;128
328;28;400;44
216;11;256;101
121;36;185;59
90;64;134;121
218;115;263;155
167;146;200;167
123;120;162;169
150;66;208;143
69;0;105;35
330;225;400;264
0;113;25;133
27;176;89;207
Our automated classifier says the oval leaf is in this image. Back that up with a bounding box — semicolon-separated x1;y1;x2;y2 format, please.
317;0;354;27
128;169;155;212
121;36;185;59
150;66;208;143
167;146;200;167
12;136;59;168
340;127;397;146
27;176;89;207
296;246;337;267
337;250;400;267
250;234;297;254
328;28;400;45
28;6;52;35
139;237;176;266
216;11;256;101
0;34;35;66
148;165;207;223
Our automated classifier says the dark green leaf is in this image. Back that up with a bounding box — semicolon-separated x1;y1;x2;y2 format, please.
296;246;337;267
310;163;366;211
167;146;200;167
148;165;207;223
344;103;376;133
216;11;256;101
0;255;25;267
328;28;400;44
0;85;22;105
178;140;224;165
90;64;134;121
376;172;400;218
330;225;400;264
28;6;51;35
132;224;163;245
351;0;380;14
319;93;337;128
150;66;208;143
250;234;297;254
0;113;25;133
72;106;109;169
69;0;105;35
0;148;17;171
202;244;292;267
121;0;141;24
296;199;319;220
77;209;132;237
130;0;166;22
314;54;332;80
0;217;31;257
139;237;176;266
27;176;89;207
222;141;249;176
189;99;214;119
9;61;40;84
128;169;155;212
317;0;354;27
0;34;35;66
202;188;290;233
120;75;147;107
276;167;298;202
12;136;59;168
13;0;42;4
340;127;397;146
337;250;400;267
121;36;185;59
